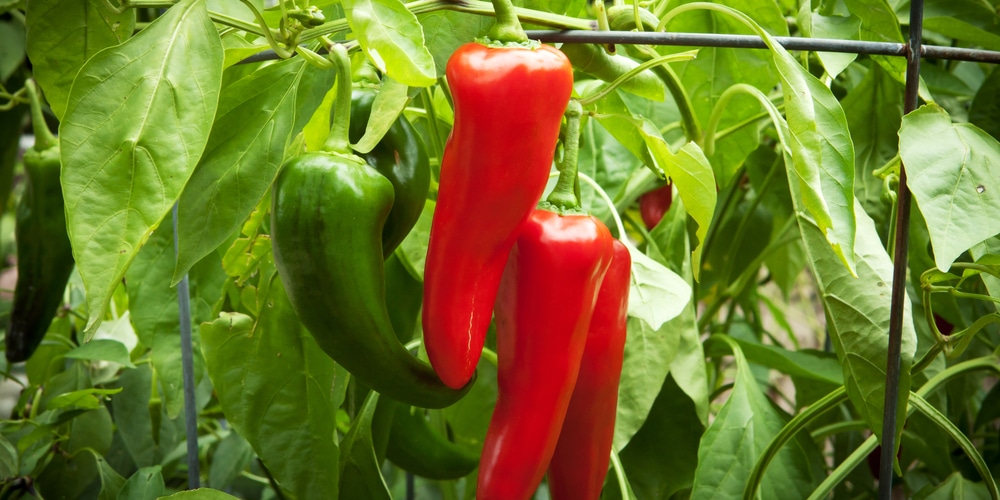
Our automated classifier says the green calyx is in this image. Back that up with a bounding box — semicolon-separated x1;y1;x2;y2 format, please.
542;99;585;214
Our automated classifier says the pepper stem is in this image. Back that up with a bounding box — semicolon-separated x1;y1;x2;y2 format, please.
544;100;583;212
323;43;354;154
25;80;57;152
486;0;529;44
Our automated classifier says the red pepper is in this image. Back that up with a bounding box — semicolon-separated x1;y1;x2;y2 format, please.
547;239;631;500
639;184;673;230
476;208;614;500
422;42;574;389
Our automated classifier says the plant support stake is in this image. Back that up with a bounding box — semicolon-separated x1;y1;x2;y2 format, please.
173;203;200;488
879;0;924;497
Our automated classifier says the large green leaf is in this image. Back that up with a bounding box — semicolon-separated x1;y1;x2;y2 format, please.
843;0;906;82
127;223;227;418
342;0;436;87
899;104;1000;272
201;277;342;498
690;339;825;498
119;466;165;500
923;0;1000;51
842;63;902;231
174;58;329;281
797;198;916;449
59;0;223;336
338;392;391;499
111;365;186;468
25;0;135;119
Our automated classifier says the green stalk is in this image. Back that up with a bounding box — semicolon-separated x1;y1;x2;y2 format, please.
543;100;584;212
486;0;529;44
577;50;699;106
24;80;56;152
323;44;354;155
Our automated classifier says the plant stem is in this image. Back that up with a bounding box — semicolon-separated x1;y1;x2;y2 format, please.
545;100;584;211
24;80;56;152
323;44;354;154
486;0;529;43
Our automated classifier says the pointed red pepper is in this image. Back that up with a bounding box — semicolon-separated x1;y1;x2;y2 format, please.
422;42;574;389
547;239;631;500
476;208;615;500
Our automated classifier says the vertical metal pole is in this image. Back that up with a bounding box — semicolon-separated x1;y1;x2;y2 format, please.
173;203;201;488
879;0;923;496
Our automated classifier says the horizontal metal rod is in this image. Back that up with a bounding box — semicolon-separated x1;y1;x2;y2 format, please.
237;30;1000;66
524;30;1000;64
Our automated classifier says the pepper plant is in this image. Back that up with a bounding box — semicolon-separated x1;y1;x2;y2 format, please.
0;0;998;498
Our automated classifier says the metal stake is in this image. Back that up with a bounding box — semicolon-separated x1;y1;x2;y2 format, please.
173;203;201;489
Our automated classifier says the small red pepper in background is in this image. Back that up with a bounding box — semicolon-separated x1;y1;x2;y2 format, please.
476;208;615;500
422;32;574;389
547;238;631;500
639;183;672;230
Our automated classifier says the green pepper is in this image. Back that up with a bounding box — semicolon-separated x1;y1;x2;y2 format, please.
346;88;430;257
386;404;479;480
271;45;468;409
6;80;75;363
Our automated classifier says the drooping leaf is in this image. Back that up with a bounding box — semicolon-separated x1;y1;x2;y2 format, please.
338;392;392;499
209;431;254;491
174;58;329;281
201;277;342;499
843;0;907;82
118;466;164;500
899;104;1000;272
92;451;126;500
25;0;135;119
62;339;135;368
797;198;916;449
342;0;437;87
59;0;223;336
923;0;1000;51
690;338;825;498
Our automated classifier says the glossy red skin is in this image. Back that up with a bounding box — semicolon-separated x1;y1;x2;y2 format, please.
476;209;614;500
547;239;631;500
423;42;574;389
639;184;672;230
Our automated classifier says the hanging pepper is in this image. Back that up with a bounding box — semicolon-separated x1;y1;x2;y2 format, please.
271;45;468;409
345;87;430;257
7;80;75;363
421;0;574;389
639;183;672;230
476;101;616;499
547;239;631;500
386;404;480;479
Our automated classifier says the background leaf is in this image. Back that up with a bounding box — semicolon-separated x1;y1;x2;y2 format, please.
59;0;223;336
899;104;1000;271
342;0;437;87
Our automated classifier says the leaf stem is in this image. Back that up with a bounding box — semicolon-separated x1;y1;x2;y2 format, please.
239;0;294;58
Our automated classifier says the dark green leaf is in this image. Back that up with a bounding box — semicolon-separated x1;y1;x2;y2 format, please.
418;11;491;77
111;365;185;467
843;0;907;81
726;325;844;385
970;66;1000;140
0;18;25;82
0;434;17;480
25;0;135;119
914;472;992;500
201;277;342;499
174;58;324;282
59;0;223;336
924;0;1000;51
156;489;241;500
690;339;824;498
118;466;164;500
47;387;122;411
93;451;126;500
899;104;1000;271
208;431;253;490
338;391;391;499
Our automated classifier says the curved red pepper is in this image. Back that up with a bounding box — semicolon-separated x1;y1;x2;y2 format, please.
476;209;614;500
422;42;574;389
639;184;673;230
547;239;631;500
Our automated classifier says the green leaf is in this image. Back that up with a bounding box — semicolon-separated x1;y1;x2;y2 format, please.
610;374;704;500
338;392;391;499
47;387;123;411
726;325;844;385
969;66;1000;140
970;236;1000;308
201;278;342;499
398;200;434;280
62;339;135;368
924;0;1000;51
156;489;240;500
631;118;716;277
624;239;691;330
899;104;1000;271
111;365;185;468
797;199;916;449
174;58;326;282
690;338;824;498
342;0;436;87
842;63;902;231
59;0;223;336
92;451;126;500
418;11;491;77
352;77;410;154
128;223;227;418
914;472;992;500
808;12;861;79
843;0;907;82
119;466;164;500
0;18;25;82
0;434;16;481
25;0;135;119
208;431;254;491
